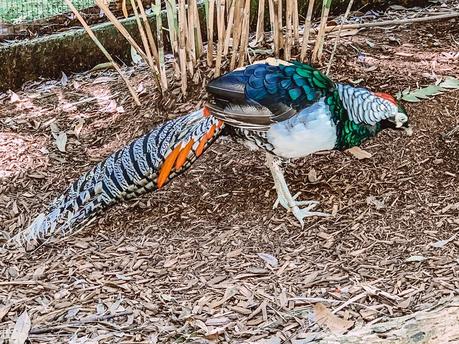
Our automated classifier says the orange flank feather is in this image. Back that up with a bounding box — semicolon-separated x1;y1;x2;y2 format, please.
374;92;397;105
195;135;208;157
206;124;216;140
203;107;211;117
157;145;182;189
217;120;224;129
175;139;194;170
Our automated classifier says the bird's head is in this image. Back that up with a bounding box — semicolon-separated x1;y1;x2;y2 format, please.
374;92;412;136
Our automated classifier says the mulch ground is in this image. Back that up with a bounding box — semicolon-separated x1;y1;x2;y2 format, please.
1;10;459;344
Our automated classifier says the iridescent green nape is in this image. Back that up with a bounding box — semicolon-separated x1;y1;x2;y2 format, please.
327;90;381;150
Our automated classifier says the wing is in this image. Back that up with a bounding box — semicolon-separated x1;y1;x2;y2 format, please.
206;60;335;130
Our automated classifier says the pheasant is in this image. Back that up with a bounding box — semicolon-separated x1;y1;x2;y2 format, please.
8;59;411;248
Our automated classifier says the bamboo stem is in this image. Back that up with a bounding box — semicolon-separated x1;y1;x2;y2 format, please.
300;0;315;62
230;0;243;70
165;0;181;79
214;0;226;76
237;0;250;67
178;0;188;94
223;0;235;55
155;0;168;90
64;0;140;106
277;0;284;51
285;0;292;60
206;0;215;66
292;0;299;44
312;0;332;63
271;0;279;57
188;0;197;64
326;0;354;75
136;0;159;64
129;0;154;69
255;0;265;43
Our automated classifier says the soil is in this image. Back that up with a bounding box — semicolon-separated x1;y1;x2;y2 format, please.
1;16;459;343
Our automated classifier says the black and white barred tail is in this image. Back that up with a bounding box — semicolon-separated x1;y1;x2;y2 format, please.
8;109;224;249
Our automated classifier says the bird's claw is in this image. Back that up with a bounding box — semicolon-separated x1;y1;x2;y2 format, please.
273;192;330;227
291;206;330;228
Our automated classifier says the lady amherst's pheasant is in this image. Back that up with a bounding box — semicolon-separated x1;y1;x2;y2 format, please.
9;59;411;248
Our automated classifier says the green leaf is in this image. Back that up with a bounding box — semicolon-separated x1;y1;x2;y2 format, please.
440;77;459;89
397;77;459;103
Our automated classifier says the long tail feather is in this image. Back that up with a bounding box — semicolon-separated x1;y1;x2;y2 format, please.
7;109;224;249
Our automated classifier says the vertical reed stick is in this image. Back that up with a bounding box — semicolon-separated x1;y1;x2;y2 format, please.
136;0;159;64
178;0;188;93
188;0;197;64
285;0;292;60
129;0;154;69
271;0;280;57
214;0;226;76
237;0;250;67
191;0;203;57
312;0;332;63
230;0;243;70
300;0;315;62
223;0;235;55
155;0;168;90
165;0;181;78
207;0;215;66
277;0;283;50
255;0;265;43
292;0;299;43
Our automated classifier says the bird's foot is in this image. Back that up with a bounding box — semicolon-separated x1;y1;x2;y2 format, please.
273;192;329;227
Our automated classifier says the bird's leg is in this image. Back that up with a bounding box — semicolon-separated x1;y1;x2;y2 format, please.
265;153;329;227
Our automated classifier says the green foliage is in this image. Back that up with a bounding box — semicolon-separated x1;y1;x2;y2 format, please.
396;77;459;103
0;0;96;23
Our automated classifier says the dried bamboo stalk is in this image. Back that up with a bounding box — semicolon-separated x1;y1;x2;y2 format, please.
312;0;332;63
277;0;283;50
300;0;315;62
255;0;265;43
64;0;140;105
214;0;226;76
285;0;292;60
178;0;188;93
165;0;181;78
206;0;215;66
271;0;280;57
188;0;197;64
230;0;243;70
190;0;203;57
136;0;159;64
292;0;299;43
237;0;250;67
129;0;154;69
223;0;235;55
155;0;168;90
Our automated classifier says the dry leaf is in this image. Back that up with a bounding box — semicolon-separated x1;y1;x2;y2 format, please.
308;168;318;183
10;91;20;103
405;255;427;262
313;303;354;335
74;118;85;137
346;147;372;159
55;132;68;152
257;253;278;268
11;311;31;344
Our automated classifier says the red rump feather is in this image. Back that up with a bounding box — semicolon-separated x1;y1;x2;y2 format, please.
374;92;397;105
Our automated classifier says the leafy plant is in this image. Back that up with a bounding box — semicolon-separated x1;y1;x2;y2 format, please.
397;77;459;102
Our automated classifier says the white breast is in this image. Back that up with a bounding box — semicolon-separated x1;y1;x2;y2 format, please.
266;99;337;159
